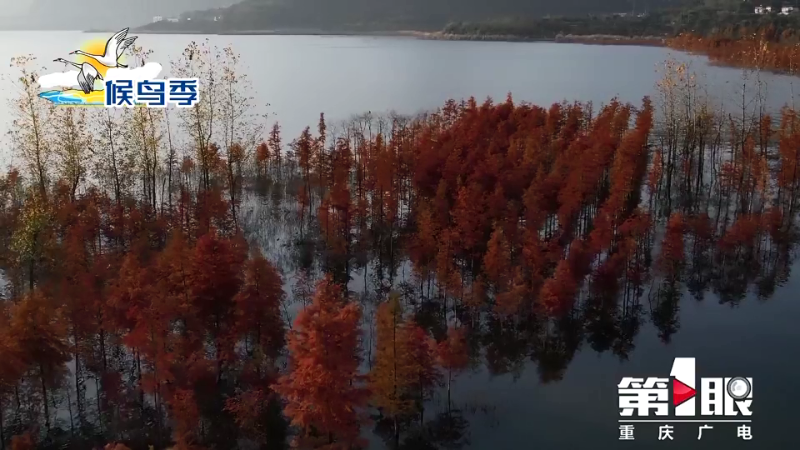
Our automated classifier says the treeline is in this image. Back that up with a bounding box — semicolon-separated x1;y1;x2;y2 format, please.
440;6;800;44
669;30;800;73
441;13;674;40
443;11;800;75
2;41;800;450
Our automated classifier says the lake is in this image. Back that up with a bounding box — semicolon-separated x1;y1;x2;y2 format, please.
0;31;799;449
2;31;800;161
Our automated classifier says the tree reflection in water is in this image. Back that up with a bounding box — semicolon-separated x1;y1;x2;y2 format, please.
2;55;799;449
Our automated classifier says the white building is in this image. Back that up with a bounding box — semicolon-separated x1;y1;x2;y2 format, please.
755;5;772;14
781;6;796;15
167;18;179;23
152;16;163;23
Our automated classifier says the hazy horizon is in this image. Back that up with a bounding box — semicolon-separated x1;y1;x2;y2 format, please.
0;0;238;28
0;0;32;17
0;0;693;30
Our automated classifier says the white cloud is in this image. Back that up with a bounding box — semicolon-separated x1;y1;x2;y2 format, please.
105;62;163;83
38;62;164;90
39;70;80;89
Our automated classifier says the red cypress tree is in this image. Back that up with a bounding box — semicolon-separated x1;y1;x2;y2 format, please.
658;212;686;278
401;321;441;424
234;247;286;367
483;223;511;287
370;295;413;447
256;142;269;177
10;290;70;433
189;230;246;382
169;388;202;450
274;275;368;449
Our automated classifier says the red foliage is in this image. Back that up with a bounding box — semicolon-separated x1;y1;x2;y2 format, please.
10;433;35;450
224;388;274;441
539;259;577;314
169;389;201;450
483;224;511;286
256;142;269;164
233;247;286;363
719;214;762;252
668;32;800;74
189;230;246;371
274;276;367;449
402;321;442;397
437;327;469;374
104;444;132;450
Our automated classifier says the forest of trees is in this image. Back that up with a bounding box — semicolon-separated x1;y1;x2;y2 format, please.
669;26;800;73
438;4;800;48
441;14;800;75
1;38;800;450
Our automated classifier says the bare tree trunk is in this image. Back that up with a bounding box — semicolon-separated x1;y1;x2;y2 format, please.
1;397;5;450
40;364;50;432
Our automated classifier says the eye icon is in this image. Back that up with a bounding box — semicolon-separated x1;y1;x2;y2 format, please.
727;377;751;400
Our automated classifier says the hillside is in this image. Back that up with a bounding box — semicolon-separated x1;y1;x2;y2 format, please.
439;1;800;43
138;0;692;33
0;0;238;30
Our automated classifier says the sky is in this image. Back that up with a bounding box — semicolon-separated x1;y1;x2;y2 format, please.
0;0;238;27
0;0;32;16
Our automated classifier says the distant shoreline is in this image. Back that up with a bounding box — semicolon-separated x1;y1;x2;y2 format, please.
406;31;666;46
94;28;665;47
104;29;422;36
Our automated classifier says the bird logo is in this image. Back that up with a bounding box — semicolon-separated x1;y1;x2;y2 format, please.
38;27;160;106
70;28;138;71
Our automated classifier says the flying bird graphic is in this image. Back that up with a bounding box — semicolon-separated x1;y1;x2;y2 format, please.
69;28;138;69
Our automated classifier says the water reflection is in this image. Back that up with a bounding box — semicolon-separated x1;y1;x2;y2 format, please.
240;83;800;447
2;60;800;448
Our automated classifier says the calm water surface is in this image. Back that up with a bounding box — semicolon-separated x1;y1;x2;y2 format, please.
1;31;800;156
0;31;798;449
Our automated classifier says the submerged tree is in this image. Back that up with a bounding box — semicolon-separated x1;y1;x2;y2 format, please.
275;276;368;449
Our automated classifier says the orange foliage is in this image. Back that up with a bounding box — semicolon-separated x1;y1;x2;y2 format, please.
668;33;800;74
4;82;798;450
104;444;132;450
224;388;274;441
274;276;367;449
234;247;285;362
539;260;577;314
256;142;269;164
483;224;511;286
719;214;762;253
370;297;412;418
437;327;469;374
369;295;440;437
10;433;34;450
402;321;441;399
169;389;201;450
408;96;655;314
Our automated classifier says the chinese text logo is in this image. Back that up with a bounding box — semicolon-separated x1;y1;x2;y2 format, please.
617;357;753;441
38;28;198;108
